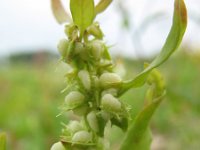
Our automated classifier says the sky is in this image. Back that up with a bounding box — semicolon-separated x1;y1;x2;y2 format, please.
0;0;200;58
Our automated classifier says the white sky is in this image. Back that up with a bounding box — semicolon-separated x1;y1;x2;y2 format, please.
0;0;200;58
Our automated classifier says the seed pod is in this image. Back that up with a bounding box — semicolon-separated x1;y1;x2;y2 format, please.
101;88;118;97
87;111;99;133
99;73;122;88
65;91;85;109
57;39;69;57
72;131;92;143
99;59;112;68
65;24;75;37
100;110;111;121
65;24;78;40
50;142;65;150
78;70;91;90
74;42;85;55
67;121;83;134
101;94;121;112
89;40;104;60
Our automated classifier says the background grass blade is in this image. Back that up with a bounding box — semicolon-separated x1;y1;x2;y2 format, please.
0;133;6;150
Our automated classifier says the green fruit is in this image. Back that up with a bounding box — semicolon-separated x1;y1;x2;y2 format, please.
73;104;88;116
89;40;104;60
72;131;92;143
65;91;85;109
50;142;65;150
101;88;118;97
99;73;122;88
74;42;85;55
78;70;91;90
101;94;121;112
87;111;99;132
67;121;83;134
57;39;69;57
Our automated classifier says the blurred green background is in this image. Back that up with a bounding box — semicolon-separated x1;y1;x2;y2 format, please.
0;49;200;150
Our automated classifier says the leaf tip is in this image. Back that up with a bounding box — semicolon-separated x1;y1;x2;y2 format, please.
175;0;187;25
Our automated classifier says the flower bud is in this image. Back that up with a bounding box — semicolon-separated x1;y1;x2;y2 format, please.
78;70;91;90
57;39;69;57
74;42;85;55
89;40;104;60
87;111;99;132
87;23;103;39
50;142;65;150
101;94;121;112
72;131;92;143
101;88;118;97
65;91;85;109
100;110;111;121
99;59;112;68
67;121;83;134
99;73;122;88
65;24;78;40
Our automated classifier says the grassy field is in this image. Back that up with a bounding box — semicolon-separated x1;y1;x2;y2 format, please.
0;51;200;150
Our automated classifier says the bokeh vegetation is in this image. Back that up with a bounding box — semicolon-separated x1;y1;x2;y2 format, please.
0;49;200;150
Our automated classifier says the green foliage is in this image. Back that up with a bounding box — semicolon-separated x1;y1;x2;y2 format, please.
49;0;188;149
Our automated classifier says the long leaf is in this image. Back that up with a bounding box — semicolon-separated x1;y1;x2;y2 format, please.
95;0;113;15
120;94;164;150
70;0;95;38
0;133;6;150
119;0;187;96
51;0;71;24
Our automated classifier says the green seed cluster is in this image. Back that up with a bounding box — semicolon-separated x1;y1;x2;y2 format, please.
54;22;129;149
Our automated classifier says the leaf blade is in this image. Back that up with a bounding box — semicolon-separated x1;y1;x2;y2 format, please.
120;94;164;150
51;0;71;24
70;0;95;38
119;0;187;95
120;66;165;150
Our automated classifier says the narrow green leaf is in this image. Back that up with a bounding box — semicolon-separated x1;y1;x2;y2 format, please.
95;0;113;15
70;0;95;38
0;133;6;150
51;0;71;24
120;94;164;150
119;0;187;95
